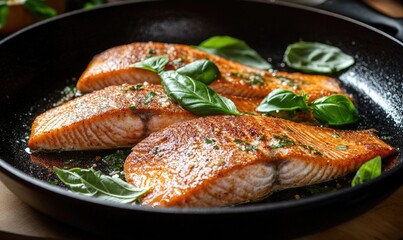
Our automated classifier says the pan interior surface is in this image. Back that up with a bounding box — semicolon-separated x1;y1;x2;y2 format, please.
0;0;402;237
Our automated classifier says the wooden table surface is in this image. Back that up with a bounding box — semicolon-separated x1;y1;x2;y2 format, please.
0;180;402;240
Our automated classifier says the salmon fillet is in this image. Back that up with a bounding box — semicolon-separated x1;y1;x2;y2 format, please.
124;115;396;207
77;42;344;101
28;83;261;151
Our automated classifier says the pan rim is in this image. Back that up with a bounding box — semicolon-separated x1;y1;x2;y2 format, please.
0;0;402;216
1;152;402;215
1;0;402;46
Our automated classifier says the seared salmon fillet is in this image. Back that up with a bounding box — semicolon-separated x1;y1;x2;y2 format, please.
77;42;344;101
28;83;261;151
124;115;396;207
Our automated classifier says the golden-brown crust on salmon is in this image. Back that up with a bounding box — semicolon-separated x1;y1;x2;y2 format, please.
77;42;345;101
28;83;262;151
124;115;396;207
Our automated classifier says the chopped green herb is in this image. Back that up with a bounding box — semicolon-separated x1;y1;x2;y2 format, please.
63;85;77;98
332;132;342;138
276;76;301;90
101;149;131;179
234;139;257;152
213;145;219;150
231;72;245;78
337;145;348;151
242;144;257;152
144;92;156;104
128;83;143;91
381;135;392;141
300;143;323;156
146;49;157;57
270;135;295;149
56;85;78;105
258;135;265;141
230;72;264;85
248;75;264;85
152;146;159;154
286;127;294;132
205;139;215;144
129;106;137;111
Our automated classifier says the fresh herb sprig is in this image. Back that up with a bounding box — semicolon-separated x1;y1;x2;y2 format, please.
83;0;104;9
0;1;8;28
161;71;240;116
257;89;359;126
132;55;169;74
54;167;150;204
196;35;272;70
132;56;240;116
351;156;382;187
195;37;355;74
0;0;57;28
176;59;220;85
310;94;359;126
284;41;355;74
24;0;57;18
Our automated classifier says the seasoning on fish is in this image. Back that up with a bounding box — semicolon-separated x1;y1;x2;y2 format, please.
77;42;345;101
124;115;396;207
28;83;261;151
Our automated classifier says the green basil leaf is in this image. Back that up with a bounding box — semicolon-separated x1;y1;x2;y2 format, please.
256;89;309;113
53;167;150;204
84;0;104;9
284;41;355;74
161;71;240;116
352;156;382;187
197;36;272;69
131;55;169;74
24;0;57;19
311;95;359;125
177;59;220;85
0;3;8;28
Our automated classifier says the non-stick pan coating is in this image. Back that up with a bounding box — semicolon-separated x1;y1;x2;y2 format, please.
0;0;402;238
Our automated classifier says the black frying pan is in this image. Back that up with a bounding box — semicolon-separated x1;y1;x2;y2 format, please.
0;0;402;238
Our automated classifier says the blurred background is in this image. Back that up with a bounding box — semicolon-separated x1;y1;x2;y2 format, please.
0;0;120;36
1;0;403;41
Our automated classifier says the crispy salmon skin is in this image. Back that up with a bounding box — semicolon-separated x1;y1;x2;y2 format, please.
28;83;261;151
124;115;396;207
77;42;345;101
